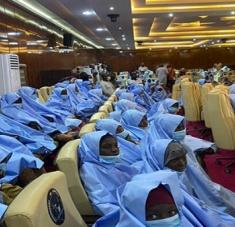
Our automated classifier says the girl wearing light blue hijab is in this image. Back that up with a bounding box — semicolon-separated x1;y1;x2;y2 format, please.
1;93;59;134
0;113;56;155
115;99;147;113
144;139;235;217
120;109;148;142
88;88;107;106
119;92;135;102
96;119;142;165
229;84;235;94
151;85;168;102
108;111;122;122
0;135;43;184
79;131;139;215
115;171;233;227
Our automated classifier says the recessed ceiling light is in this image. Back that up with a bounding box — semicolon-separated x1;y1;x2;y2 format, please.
109;6;114;11
118;27;122;30
127;47;130;50
7;32;21;36
193;38;197;41
116;47;121;49
121;34;125;38
122;37;126;41
119;50;123;53
82;10;94;16
1;39;8;42
154;40;157;42
27;41;38;46
231;11;235;15
96;28;106;31
112;43;118;46
217;40;221;43
105;37;113;41
169;13;174;17
211;41;215;44
9;42;18;45
36;40;47;43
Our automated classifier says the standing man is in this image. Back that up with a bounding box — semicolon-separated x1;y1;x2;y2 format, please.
156;64;168;89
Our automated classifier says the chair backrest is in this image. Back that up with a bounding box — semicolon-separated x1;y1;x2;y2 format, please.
37;89;46;103
56;140;94;216
79;123;96;138
172;83;181;101
201;83;214;128
89;112;108;123
207;87;235;150
181;82;202;122
39;87;50;102
4;171;86;227
108;95;117;102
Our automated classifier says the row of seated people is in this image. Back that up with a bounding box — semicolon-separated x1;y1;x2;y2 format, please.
59;81;235;226
0;78;112;222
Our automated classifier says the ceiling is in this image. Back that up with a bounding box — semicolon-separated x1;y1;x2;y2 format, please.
2;0;235;51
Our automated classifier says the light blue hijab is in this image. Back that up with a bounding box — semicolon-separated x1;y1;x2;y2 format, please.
145;139;235;218
229;84;235;94
0;113;56;155
116;171;202;227
0;92;66;134
120;110;147;141
108;111;122;122
151;85;168;102
119;92;135;102
96;119;142;165
79;131;139;215
115;100;147;113
0;135;43;184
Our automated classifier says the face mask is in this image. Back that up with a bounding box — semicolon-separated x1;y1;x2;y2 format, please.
172;129;186;141
146;214;181;227
168;107;178;114
117;130;129;139
99;155;120;164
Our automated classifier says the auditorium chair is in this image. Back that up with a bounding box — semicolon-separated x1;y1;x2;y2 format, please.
3;171;86;227
172;83;181;101
108;94;117;102
39;87;51;102
181;82;202;122
98;101;113;113
56;140;99;223
201;83;214;128
89;112;108;123
207;86;235;150
79;123;96;137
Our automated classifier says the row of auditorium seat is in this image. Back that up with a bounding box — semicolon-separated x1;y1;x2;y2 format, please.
2;88;118;227
173;79;235;150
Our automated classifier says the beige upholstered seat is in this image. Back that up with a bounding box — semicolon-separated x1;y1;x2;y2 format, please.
4;171;86;227
39;87;51;102
181;82;202;121
108;95;117;102
56;140;95;216
207;86;235;150
89;112;108;123
37;89;46;103
201;83;214;128
172;83;181;101
79;123;96;137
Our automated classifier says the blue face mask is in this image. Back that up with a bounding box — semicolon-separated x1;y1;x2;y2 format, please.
99;154;120;164
168;107;178;114
146;214;181;227
172;129;186;141
117;130;129;139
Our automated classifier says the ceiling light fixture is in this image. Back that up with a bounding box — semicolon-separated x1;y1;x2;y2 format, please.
122;34;125;37
7;32;21;36
9;42;18;45
1;39;8;42
169;13;174;17
112;43;118;46
127;47;130;50
82;10;95;16
118;27;122;30
109;6;114;11
96;27;106;31
231;11;235;15
122;37;126;41
105;37;113;41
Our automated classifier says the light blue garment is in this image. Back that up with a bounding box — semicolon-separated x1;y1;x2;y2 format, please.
109;111;122;122
75;80;92;98
144;139;235;218
116;171;211;227
0;93;60;135
198;79;206;86
0;203;7;221
0;135;43;184
0;113;56;154
115;89;127;98
119;92;135;102
54;81;70;88
95;119;142;165
229;84;235;94
172;129;186;141
115;100;147;113
79;131;139;215
121;110;147;141
88;89;107;106
151;85;168;102
229;94;235;111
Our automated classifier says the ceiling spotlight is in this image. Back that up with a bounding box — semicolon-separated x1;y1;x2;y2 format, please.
112;43;118;46
118;26;122;30
211;41;215;45
82;10;94;16
217;40;221;43
154;40;157;42
7;32;21;36
96;27;106;31
169;13;174;17
1;39;8;42
231;11;235;15
127;47;130;50
121;34;125;38
109;6;114;11
193;38;197;42
105;37;113;41
119;50;123;53
122;37;126;41
9;42;18;45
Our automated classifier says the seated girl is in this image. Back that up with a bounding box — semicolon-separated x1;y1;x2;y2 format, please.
115;99;147;113
144;139;235;217
79;131;139;215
